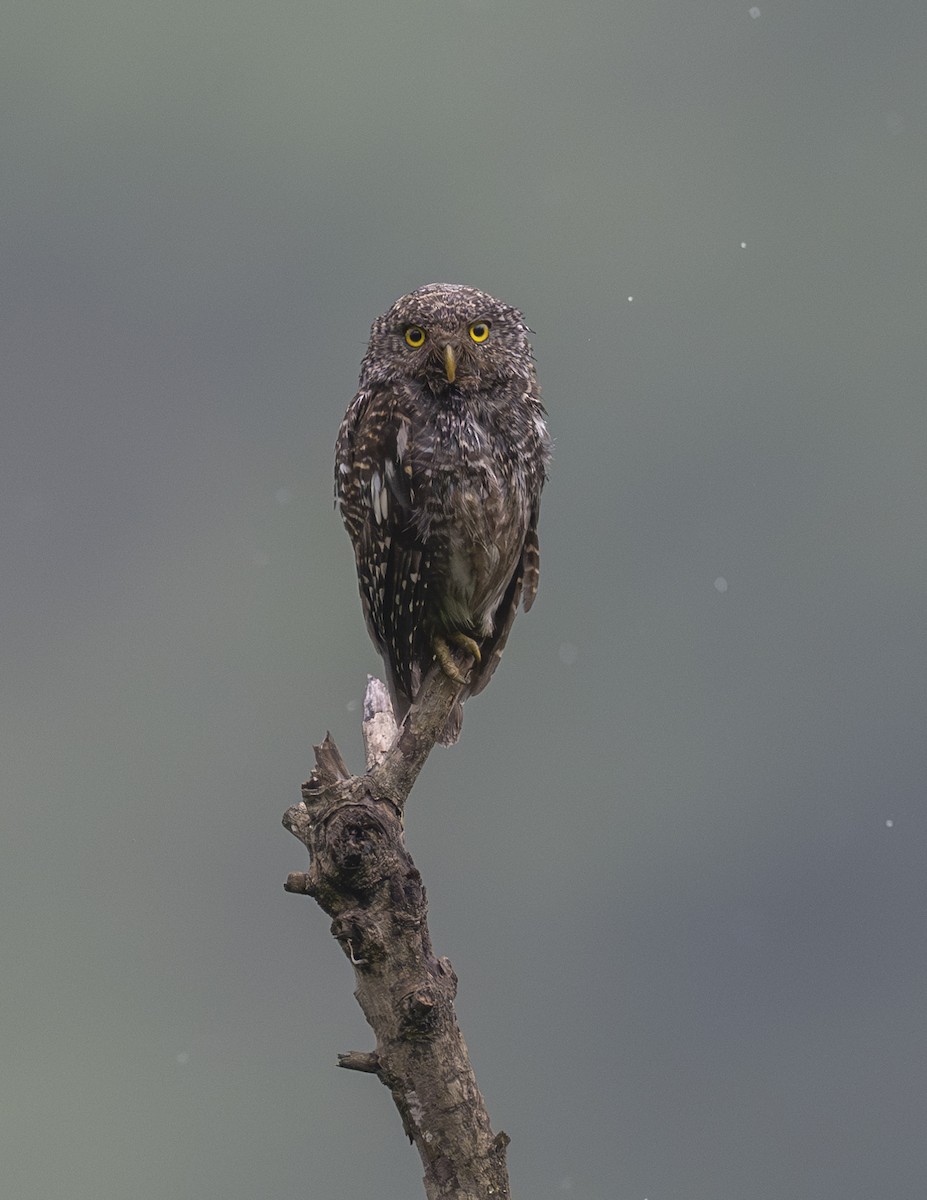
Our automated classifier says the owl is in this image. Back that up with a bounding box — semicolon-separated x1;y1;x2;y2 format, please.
335;283;551;745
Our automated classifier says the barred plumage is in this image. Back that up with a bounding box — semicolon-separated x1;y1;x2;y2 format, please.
335;283;551;744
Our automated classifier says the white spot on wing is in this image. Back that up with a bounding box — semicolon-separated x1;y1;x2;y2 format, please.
396;420;409;461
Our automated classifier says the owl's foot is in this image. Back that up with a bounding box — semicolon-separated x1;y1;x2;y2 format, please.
433;632;481;685
449;631;482;664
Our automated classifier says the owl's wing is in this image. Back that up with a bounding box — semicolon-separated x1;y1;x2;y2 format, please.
335;387;433;723
520;505;542;612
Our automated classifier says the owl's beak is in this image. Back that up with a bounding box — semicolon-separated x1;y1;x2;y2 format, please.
443;344;457;384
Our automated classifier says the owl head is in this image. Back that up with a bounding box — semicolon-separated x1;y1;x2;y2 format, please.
360;283;535;396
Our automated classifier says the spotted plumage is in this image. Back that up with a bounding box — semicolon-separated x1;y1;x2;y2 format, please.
335;283;551;744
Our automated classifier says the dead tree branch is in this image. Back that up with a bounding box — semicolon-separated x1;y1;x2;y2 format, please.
283;664;511;1200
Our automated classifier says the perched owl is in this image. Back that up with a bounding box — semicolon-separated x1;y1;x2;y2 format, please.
335;283;551;745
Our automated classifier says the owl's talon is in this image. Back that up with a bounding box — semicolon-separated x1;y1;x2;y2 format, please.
433;634;474;685
449;632;482;665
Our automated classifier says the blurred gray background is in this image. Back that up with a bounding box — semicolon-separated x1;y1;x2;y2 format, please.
4;1;926;1197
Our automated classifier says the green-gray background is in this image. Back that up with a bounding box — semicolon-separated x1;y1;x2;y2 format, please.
4;1;926;1197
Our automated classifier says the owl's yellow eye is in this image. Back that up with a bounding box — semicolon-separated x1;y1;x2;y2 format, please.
404;326;426;348
468;321;491;343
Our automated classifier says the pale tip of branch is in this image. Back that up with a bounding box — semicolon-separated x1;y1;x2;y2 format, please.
363;676;399;770
363;676;393;720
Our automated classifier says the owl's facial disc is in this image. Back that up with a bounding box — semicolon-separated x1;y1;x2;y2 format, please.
443;344;457;384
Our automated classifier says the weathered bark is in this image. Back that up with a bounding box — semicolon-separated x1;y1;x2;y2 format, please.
283;666;511;1199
